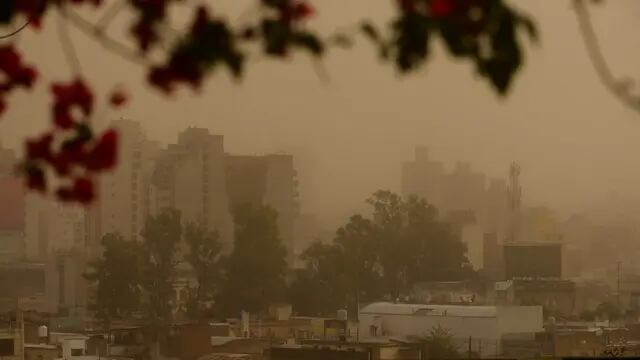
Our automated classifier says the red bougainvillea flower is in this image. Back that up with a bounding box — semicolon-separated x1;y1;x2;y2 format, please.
129;0;169;52
14;67;38;88
72;177;95;203
85;129;118;171
0;45;38;117
20;75;119;204
26;166;46;192
57;177;98;203
70;0;104;6
51;153;72;176
109;90;128;108
50;79;94;129
26;133;53;161
13;0;46;28
430;0;456;17
148;66;174;94
131;19;158;53
292;1;315;20
279;0;316;23
147;50;203;94
397;0;416;13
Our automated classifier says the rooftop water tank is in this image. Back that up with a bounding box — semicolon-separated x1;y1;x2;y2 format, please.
38;325;48;338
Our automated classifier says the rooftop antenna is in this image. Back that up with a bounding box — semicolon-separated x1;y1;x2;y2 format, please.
507;162;522;242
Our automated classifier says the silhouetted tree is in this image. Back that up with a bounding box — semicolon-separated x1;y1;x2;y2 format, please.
183;220;222;319
580;309;596;321
84;232;143;326
421;325;461;359
219;204;287;317
289;215;383;316
595;301;622;321
368;191;473;298
140;208;182;355
289;241;348;316
290;190;474;315
334;214;384;309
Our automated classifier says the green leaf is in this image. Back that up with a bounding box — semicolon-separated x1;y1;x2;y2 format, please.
514;12;539;44
361;21;380;42
330;34;353;49
0;0;14;24
478;11;521;95
224;52;245;78
292;31;324;56
439;24;478;57
261;19;290;56
393;13;430;73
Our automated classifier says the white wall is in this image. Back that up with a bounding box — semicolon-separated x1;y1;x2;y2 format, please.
496;306;544;334
359;313;500;340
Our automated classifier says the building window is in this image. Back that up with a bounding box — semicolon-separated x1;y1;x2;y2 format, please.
71;348;84;356
0;338;14;356
369;325;378;337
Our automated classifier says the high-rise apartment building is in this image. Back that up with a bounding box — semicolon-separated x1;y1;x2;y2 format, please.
85;119;160;255
401;146;511;271
485;178;508;236
150;127;233;245
25;195;84;261
0;177;25;262
441;161;486;217
225;153;299;262
401;146;445;207
0;145;16;177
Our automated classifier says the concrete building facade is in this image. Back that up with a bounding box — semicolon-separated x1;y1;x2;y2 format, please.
401;146;444;208
25;196;84;262
225;153;299;262
359;302;543;357
85;119;160;254
150;128;233;245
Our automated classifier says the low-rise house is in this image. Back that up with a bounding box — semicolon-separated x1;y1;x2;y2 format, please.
495;279;576;317
359;302;543;358
411;281;478;305
49;332;95;360
272;338;423;360
0;327;24;360
24;343;59;360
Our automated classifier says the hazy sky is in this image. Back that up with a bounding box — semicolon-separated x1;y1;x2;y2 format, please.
1;0;640;228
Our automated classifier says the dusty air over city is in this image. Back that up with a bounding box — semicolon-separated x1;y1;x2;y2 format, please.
0;1;639;359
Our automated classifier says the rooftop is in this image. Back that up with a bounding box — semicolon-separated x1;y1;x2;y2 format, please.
359;302;497;318
25;343;58;350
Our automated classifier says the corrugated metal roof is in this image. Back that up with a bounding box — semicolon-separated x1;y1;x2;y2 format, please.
359;302;497;318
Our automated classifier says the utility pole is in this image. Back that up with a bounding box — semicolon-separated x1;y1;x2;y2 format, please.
15;298;24;360
506;162;522;243
617;261;622;307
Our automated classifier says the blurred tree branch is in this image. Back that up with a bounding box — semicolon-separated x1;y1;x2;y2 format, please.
573;0;640;113
0;20;31;40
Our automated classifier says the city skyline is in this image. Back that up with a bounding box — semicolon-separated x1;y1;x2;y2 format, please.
1;1;640;229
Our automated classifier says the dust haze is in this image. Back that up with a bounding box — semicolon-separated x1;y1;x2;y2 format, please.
0;1;638;228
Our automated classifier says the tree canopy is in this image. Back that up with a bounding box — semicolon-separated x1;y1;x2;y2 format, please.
140;208;182;329
218;204;288;317
183;220;223;319
84;232;144;323
290;190;473;316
